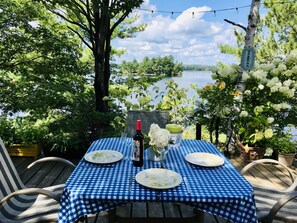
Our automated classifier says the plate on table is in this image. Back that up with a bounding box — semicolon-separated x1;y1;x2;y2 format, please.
185;152;224;167
135;168;182;189
84;150;123;164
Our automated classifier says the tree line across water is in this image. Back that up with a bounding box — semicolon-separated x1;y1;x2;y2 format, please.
118;55;215;77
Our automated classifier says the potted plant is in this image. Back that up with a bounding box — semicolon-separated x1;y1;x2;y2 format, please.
0;116;48;158
267;134;296;167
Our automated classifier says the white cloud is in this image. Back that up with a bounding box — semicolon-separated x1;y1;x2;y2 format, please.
113;3;239;65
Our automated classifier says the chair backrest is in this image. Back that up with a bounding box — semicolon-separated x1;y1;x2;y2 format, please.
0;138;25;199
127;110;170;137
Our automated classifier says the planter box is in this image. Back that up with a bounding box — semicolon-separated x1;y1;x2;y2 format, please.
235;140;265;163
8;144;42;158
278;153;295;167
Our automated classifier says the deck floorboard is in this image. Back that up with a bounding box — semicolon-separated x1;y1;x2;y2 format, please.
11;155;296;223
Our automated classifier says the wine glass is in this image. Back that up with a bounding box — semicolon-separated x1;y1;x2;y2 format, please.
121;132;132;160
157;146;169;168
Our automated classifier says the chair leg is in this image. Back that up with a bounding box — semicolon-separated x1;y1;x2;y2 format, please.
213;215;220;223
108;209;116;223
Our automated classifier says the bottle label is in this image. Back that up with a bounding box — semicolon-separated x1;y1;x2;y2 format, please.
133;140;140;161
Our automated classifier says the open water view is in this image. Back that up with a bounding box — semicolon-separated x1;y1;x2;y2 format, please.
127;70;214;105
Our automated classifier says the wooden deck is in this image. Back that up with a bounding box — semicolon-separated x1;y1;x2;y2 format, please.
11;155;297;223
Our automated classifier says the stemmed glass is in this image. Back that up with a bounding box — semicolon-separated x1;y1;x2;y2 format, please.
121;132;132;159
156;146;169;168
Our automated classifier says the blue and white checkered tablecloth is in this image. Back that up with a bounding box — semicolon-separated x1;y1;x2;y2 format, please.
58;138;258;223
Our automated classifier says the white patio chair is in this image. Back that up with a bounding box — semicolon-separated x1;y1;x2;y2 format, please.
0;138;76;222
241;159;297;223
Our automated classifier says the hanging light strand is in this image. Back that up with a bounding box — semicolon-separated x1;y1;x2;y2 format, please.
136;0;296;17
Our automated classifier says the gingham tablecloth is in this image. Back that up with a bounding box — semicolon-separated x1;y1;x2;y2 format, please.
58;138;258;223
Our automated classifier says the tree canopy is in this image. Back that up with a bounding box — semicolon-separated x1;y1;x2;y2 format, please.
36;0;145;112
118;56;183;77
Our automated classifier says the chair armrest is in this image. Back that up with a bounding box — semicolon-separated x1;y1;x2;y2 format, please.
27;157;76;170
240;158;295;183
0;188;60;206
265;191;297;223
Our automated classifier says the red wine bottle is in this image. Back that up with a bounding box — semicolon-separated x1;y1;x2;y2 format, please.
133;120;144;167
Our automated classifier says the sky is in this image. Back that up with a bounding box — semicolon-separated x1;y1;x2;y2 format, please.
112;0;264;66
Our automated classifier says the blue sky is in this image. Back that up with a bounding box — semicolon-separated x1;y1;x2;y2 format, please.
112;0;264;65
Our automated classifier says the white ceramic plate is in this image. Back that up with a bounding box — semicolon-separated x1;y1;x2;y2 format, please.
185;152;224;167
135;168;182;189
84;150;123;164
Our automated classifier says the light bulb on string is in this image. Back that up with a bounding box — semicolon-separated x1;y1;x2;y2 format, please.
236;7;239;14
213;10;216;17
192;11;195;18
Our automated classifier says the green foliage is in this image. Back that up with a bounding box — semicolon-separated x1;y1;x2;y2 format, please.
0;115;48;146
156;80;195;125
118;56;183;77
267;134;296;154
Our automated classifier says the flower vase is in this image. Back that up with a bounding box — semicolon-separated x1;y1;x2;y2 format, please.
147;148;164;161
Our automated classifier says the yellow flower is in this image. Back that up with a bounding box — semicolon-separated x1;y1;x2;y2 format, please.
218;81;226;90
235;91;240;96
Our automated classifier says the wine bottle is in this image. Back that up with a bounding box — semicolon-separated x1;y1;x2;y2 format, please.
133;120;144;167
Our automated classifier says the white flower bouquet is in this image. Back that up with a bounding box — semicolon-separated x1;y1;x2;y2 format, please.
148;123;170;157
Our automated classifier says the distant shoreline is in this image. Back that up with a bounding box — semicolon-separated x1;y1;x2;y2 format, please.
182;64;216;72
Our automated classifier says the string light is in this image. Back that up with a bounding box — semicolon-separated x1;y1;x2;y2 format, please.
136;0;296;17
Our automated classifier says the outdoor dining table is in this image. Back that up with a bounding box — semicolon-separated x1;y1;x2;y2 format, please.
58;137;258;223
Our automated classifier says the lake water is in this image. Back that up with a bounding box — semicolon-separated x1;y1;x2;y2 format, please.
127;70;214;104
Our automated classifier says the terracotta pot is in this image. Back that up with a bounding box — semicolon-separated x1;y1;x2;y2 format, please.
235;140;265;163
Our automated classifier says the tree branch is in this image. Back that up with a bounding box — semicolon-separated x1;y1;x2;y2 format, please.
110;11;129;35
67;26;92;50
224;19;247;32
48;8;89;33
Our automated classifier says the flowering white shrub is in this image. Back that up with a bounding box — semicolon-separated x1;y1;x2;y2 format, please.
195;50;297;147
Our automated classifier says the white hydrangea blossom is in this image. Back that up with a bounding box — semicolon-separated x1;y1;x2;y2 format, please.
267;117;274;123
244;90;251;95
278;64;287;72
291;65;297;74
281;102;292;110
267;77;279;88
254;106;263;114
211;73;218;80
239;111;248;117
258;84;264;90
252;70;267;80
272;103;292;111
242;72;250;81
283;80;292;87
284;70;293;77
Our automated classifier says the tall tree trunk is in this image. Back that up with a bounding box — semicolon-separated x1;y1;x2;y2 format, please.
94;0;109;112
